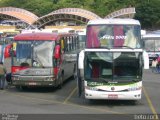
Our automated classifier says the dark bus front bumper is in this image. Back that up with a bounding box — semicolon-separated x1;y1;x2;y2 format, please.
12;80;56;87
12;75;56;87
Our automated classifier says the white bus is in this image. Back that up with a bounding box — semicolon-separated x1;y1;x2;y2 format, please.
77;30;86;49
76;19;149;100
142;33;160;65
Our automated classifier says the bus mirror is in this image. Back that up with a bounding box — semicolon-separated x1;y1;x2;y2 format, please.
12;42;17;56
78;50;85;69
143;51;149;69
54;45;60;59
4;44;12;58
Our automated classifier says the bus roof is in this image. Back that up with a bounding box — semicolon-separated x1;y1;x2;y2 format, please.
14;32;76;41
142;33;160;39
87;18;140;25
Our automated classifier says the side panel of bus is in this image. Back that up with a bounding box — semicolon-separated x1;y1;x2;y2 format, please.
55;35;79;83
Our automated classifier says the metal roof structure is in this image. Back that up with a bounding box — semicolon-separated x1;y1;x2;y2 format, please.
0;7;136;29
105;7;135;19
33;8;101;28
0;7;39;25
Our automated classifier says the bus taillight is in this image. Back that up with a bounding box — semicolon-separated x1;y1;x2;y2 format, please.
54;45;60;59
4;44;12;58
11;66;29;73
54;67;58;76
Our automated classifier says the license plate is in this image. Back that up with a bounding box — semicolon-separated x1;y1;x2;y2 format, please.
108;94;118;99
28;82;37;85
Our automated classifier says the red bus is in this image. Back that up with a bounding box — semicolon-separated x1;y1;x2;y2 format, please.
11;32;79;89
0;36;13;62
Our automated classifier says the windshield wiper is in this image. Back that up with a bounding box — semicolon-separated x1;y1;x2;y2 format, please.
98;46;110;50
34;52;44;68
99;77;111;82
85;77;111;82
114;45;134;49
114;76;140;82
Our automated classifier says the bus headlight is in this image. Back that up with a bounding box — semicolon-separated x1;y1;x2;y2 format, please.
12;76;19;80
85;86;98;91
45;77;53;81
128;86;142;91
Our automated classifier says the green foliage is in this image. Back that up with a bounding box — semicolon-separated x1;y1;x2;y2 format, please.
135;0;160;30
0;0;160;29
0;0;54;16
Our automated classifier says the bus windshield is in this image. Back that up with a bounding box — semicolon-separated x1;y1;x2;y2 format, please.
0;37;13;45
79;35;86;49
84;52;142;82
144;38;160;52
86;25;141;48
13;41;54;67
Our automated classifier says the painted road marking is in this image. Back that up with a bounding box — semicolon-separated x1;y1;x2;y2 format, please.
4;86;159;115
3;90;123;114
63;87;123;114
143;86;159;120
63;87;77;104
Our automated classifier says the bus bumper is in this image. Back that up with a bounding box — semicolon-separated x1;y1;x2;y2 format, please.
12;80;56;87
85;89;142;100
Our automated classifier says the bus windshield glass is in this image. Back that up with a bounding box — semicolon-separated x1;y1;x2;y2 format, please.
13;41;54;67
86;25;141;48
84;52;142;82
0;37;13;45
79;35;86;49
144;38;160;52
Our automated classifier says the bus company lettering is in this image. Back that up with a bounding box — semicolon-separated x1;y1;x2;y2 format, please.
101;35;126;40
115;35;126;40
88;82;103;86
101;35;114;39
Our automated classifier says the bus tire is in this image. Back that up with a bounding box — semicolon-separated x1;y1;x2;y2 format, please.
58;74;63;89
73;63;76;79
130;100;138;105
21;86;27;90
15;85;21;89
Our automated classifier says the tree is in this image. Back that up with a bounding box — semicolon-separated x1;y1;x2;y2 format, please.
135;0;160;30
0;0;160;29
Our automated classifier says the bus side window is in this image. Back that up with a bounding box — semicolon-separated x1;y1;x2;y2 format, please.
73;36;75;50
69;37;72;50
67;37;70;52
74;36;76;49
73;36;74;50
61;38;65;53
77;36;79;49
71;36;73;50
69;37;71;51
75;36;77;49
69;37;71;50
64;37;67;52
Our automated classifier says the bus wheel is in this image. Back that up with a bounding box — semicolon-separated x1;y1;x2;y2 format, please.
58;74;63;89
21;86;28;90
15;86;21;89
130;100;138;105
73;64;76;78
